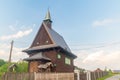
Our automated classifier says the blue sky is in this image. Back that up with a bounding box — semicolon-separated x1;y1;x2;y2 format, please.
0;0;120;70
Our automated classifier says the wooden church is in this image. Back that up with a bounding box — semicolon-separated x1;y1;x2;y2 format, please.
23;10;77;73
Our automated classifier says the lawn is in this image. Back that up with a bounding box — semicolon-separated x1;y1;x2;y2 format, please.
97;73;116;80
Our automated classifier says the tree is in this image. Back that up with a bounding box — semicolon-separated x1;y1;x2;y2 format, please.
0;59;6;67
108;69;112;73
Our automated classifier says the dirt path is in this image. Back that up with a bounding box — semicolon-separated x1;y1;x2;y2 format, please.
105;75;120;80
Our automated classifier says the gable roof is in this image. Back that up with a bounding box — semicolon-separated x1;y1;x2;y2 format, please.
43;22;71;52
23;18;77;59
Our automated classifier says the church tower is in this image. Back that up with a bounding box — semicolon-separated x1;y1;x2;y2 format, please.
23;10;77;73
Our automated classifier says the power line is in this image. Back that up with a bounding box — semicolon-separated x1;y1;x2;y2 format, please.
70;41;120;50
69;41;120;46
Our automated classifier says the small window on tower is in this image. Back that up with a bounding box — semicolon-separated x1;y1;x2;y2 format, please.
45;40;49;44
37;42;39;45
57;54;61;59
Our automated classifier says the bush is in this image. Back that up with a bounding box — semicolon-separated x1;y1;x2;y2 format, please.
0;63;9;72
0;61;28;78
16;62;28;72
0;59;6;67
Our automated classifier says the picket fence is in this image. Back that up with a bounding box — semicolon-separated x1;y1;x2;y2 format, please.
74;71;108;80
1;72;74;80
1;71;108;80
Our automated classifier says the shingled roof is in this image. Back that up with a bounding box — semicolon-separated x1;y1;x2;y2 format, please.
23;11;77;59
24;52;51;61
43;22;71;52
23;22;71;52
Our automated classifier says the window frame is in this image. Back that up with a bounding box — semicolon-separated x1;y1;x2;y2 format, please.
57;54;61;59
65;57;71;65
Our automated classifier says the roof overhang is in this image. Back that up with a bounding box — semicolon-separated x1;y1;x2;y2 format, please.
58;47;77;59
23;44;77;59
24;52;51;61
22;44;58;53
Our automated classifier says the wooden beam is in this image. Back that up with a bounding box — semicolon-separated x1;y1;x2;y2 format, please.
8;40;14;63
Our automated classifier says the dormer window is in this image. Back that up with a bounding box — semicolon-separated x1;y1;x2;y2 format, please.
37;42;39;45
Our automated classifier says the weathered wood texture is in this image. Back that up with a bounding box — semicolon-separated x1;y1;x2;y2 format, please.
1;71;108;80
93;71;108;80
2;73;34;80
90;71;108;80
29;61;39;72
2;72;74;80
74;71;108;80
80;73;87;80
28;50;74;73
44;50;74;72
30;25;53;48
27;24;75;73
35;73;74;80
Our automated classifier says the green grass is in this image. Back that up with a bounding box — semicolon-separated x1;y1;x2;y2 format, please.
97;73;116;80
0;61;28;79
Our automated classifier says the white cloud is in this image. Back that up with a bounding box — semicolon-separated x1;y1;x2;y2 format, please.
93;19;113;27
20;24;36;30
83;51;105;63
0;29;33;40
73;45;120;71
11;47;28;62
75;50;120;70
8;21;19;31
92;18;120;27
0;43;28;62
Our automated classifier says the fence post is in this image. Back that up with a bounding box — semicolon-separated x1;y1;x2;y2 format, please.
86;71;91;80
93;72;96;80
34;72;36;80
74;70;80;80
56;73;58;80
86;72;88;80
97;72;100;79
89;71;91;80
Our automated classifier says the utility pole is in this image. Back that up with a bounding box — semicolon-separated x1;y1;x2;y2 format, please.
8;40;14;63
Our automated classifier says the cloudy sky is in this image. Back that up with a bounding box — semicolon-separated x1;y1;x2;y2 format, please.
0;0;120;71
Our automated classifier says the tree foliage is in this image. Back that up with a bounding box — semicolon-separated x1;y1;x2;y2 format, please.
16;62;28;72
0;61;28;78
0;59;6;67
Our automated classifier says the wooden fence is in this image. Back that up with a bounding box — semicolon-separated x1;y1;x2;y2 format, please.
89;71;107;80
1;72;74;80
1;71;108;80
1;72;34;80
35;73;74;80
74;71;108;80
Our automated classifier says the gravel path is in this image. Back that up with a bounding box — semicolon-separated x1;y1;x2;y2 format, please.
105;75;120;80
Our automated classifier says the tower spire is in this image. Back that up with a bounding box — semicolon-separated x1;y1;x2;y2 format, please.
45;9;51;21
44;9;52;29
